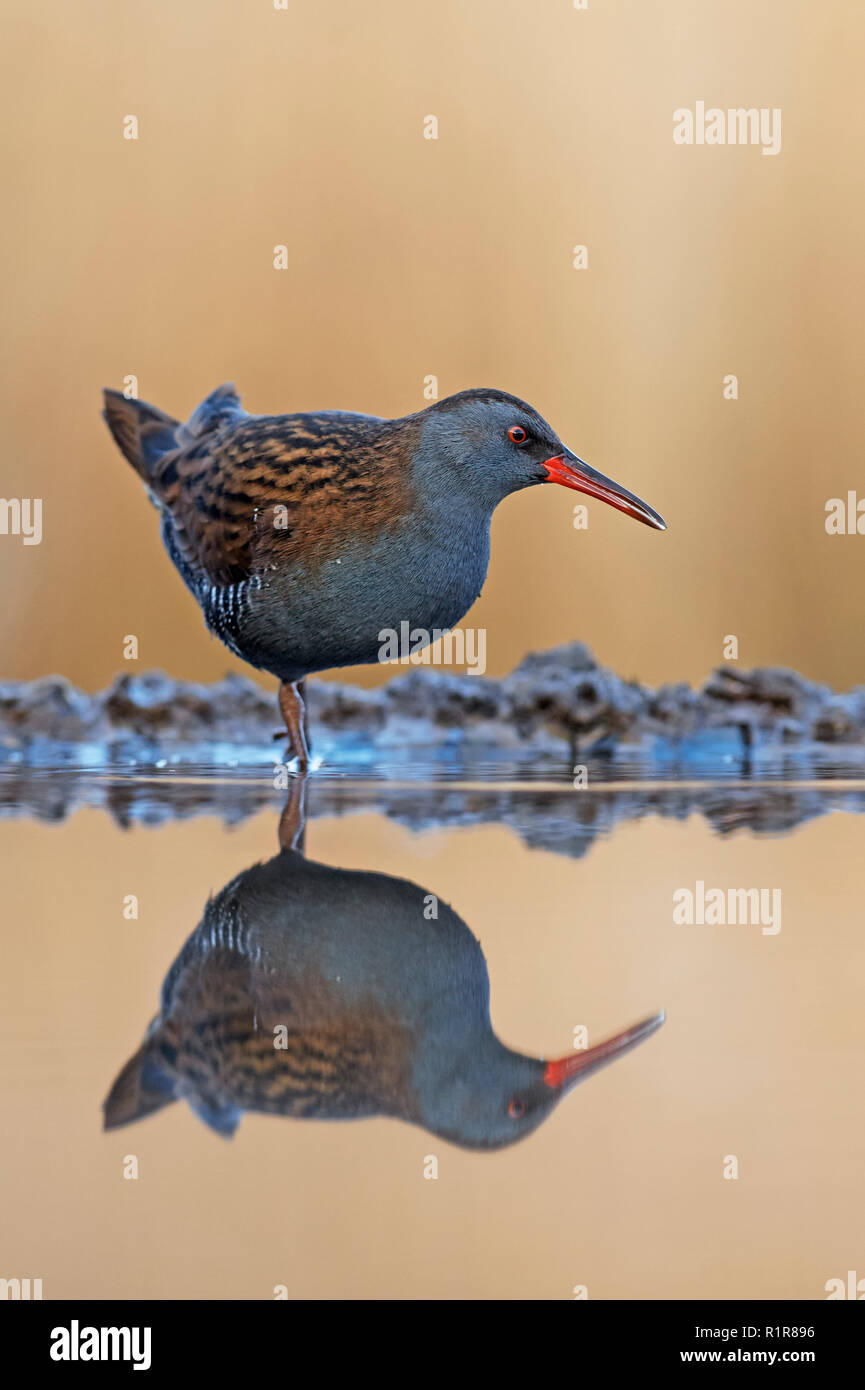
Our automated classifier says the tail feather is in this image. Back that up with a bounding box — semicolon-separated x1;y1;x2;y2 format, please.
103;1037;178;1130
102;389;180;482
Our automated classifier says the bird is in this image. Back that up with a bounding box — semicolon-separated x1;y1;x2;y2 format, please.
102;842;665;1149
102;384;665;766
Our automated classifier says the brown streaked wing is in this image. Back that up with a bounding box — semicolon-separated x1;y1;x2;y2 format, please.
156;412;415;588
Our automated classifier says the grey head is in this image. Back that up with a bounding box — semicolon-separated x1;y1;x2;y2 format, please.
415;1008;666;1151
409;388;666;529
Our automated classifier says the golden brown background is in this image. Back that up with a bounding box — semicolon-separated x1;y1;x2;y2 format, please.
2;0;864;692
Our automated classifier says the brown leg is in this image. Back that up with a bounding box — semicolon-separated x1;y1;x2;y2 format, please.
278;679;310;770
278;775;307;854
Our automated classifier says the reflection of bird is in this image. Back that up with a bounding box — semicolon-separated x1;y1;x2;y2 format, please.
102;384;665;765
104;847;664;1149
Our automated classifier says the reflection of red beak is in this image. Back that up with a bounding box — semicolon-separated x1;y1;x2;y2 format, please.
543;452;666;531
544;1010;665;1093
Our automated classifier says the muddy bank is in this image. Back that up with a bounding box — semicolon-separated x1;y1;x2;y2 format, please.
2;642;865;768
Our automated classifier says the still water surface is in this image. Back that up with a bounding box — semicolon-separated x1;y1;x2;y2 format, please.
1;768;862;1299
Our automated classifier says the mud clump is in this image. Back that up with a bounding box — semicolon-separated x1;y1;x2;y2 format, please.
1;643;865;764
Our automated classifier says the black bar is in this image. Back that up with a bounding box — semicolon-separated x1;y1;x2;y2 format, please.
3;1299;859;1373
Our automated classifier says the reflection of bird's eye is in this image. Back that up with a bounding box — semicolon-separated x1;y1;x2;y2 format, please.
508;1098;526;1118
508;425;527;445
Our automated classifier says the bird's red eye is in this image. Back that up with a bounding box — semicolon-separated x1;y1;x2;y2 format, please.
508;425;527;445
508;1098;526;1119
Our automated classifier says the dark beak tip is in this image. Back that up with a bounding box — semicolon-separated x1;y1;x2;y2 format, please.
628;1008;666;1044
632;502;667;532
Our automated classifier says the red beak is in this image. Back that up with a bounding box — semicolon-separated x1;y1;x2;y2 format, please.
543;1010;665;1092
543;452;666;531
